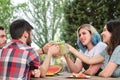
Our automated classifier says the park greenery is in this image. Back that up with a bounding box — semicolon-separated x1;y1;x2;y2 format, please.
0;0;26;38
0;0;120;49
21;0;65;48
62;0;120;48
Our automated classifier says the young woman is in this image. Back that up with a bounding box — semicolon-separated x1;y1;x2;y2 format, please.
64;24;107;75
67;20;120;77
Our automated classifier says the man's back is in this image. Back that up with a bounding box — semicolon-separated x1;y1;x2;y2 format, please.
0;40;40;80
0;48;30;80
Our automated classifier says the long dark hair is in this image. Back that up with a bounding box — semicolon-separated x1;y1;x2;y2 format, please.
106;20;120;55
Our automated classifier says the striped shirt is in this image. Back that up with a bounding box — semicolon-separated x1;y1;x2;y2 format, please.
0;40;40;80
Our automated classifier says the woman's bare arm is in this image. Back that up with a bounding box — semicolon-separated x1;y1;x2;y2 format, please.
67;44;104;64
84;63;103;75
99;62;118;77
64;55;83;73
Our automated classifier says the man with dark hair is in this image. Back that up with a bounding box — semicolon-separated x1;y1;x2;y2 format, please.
0;26;7;48
0;19;60;80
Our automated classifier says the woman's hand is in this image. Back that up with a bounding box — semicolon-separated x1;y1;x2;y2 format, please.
43;42;54;54
48;45;60;56
66;44;76;53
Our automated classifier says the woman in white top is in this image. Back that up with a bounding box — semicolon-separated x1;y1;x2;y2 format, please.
64;24;107;75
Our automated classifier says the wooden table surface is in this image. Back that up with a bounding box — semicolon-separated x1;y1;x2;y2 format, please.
31;72;120;80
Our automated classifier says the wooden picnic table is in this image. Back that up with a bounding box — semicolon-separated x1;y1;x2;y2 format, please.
31;72;120;80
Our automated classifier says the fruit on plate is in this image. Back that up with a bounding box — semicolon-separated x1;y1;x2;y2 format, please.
46;65;62;76
72;72;91;78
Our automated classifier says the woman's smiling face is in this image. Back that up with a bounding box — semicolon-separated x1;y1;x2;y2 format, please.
101;25;111;44
79;28;92;46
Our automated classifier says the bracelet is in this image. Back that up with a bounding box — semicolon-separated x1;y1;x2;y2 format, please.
42;48;45;54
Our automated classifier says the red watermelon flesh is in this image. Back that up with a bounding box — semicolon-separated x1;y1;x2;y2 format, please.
46;65;62;76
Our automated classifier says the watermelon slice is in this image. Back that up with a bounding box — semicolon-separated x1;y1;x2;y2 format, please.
46;65;62;76
72;72;91;78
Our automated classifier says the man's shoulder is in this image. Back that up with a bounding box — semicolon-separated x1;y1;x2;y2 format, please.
5;41;33;50
3;41;37;55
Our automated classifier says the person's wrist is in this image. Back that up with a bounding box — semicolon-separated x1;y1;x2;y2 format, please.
47;52;53;57
42;48;45;54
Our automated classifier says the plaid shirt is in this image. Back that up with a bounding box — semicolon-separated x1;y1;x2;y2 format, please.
0;40;40;80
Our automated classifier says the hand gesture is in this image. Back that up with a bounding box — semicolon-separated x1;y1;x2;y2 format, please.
48;45;60;56
66;44;74;52
43;42;54;54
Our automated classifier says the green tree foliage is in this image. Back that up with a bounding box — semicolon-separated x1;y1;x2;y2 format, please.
0;0;13;35
21;0;65;47
62;0;120;48
0;0;27;38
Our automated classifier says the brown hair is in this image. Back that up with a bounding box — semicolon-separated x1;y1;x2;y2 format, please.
106;20;120;55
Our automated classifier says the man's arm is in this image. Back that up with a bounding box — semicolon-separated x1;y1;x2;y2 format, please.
39;45;60;77
37;42;54;55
